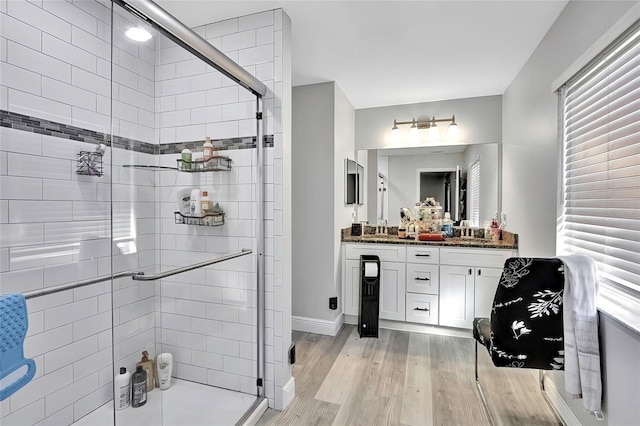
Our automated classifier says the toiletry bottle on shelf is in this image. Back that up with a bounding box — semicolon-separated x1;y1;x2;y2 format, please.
131;365;147;408
136;351;155;391
190;189;202;217
155;353;173;390
200;191;212;216
115;367;131;410
203;137;214;161
177;188;191;216
181;148;192;170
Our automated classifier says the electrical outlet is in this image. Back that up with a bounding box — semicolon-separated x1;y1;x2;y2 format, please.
329;297;338;310
289;343;296;364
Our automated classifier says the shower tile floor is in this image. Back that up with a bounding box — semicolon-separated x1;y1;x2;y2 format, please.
74;378;256;426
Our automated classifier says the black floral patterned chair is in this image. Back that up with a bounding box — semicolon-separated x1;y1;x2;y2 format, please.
472;258;565;422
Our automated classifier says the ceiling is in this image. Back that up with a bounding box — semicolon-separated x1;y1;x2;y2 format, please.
155;1;568;109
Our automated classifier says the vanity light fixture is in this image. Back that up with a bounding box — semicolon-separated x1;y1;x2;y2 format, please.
125;27;152;42
390;115;459;143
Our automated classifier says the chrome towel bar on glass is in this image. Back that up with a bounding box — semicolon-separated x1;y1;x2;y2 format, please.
22;249;252;299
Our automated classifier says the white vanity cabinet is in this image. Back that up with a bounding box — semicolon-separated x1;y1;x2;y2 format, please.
439;248;511;329
343;243;514;331
343;244;407;320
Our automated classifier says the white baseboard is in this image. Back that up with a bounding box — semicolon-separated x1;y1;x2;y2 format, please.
292;314;344;336
542;374;582;426
343;314;472;339
281;376;296;410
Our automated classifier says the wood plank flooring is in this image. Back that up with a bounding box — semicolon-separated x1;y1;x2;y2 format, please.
257;325;559;426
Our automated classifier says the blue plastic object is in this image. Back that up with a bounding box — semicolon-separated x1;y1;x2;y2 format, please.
0;293;36;401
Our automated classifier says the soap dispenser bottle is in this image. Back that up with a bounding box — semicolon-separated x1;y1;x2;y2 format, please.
203;136;214;161
136;351;155;392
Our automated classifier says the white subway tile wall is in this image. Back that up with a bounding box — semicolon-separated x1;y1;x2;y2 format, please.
1;2;290;424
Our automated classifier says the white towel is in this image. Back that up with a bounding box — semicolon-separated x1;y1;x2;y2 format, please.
557;255;603;419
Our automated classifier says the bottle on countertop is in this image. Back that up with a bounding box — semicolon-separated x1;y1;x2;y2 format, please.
442;212;454;237
131;365;147;408
136;351;155;392
491;212;501;242
115;367;131;411
203;137;214;161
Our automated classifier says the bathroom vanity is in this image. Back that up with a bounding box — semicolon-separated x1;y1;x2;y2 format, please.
341;230;518;333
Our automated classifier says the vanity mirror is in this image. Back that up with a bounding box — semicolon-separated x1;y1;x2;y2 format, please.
345;158;364;205
356;143;500;227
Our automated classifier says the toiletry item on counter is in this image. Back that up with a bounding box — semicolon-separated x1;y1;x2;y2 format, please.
397;222;406;238
190;189;202;217
177;188;191;216
131;365;147;407
483;221;492;240
155;353;173;390
203;137;214;161
136;351;155;391
491;213;501;242
442;212;454;237
418;233;445;241
115;367;131;410
200;191;212;216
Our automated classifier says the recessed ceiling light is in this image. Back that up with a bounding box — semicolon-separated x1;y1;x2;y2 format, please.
125;27;152;42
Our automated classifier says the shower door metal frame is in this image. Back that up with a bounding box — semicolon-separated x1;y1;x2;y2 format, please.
114;0;268;402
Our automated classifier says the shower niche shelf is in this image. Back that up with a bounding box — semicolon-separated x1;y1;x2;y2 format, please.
177;156;232;172
174;211;225;226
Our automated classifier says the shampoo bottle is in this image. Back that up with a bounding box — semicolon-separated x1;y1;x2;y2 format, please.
136;351;155;391
177;188;192;216
115;367;131;410
155;353;173;390
131;365;147;408
203;136;214;161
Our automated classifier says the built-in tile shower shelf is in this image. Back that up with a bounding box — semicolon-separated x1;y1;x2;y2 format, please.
174;211;225;226
176;156;232;172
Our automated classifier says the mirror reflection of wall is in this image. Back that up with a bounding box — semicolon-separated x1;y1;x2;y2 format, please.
358;143;499;227
345;158;365;205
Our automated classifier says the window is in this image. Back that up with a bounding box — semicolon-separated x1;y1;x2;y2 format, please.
469;159;480;227
558;20;640;325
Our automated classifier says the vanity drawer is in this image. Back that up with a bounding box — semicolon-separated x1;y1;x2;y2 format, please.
406;263;439;294
439;248;512;268
345;244;406;262
406;293;439;325
406;246;440;264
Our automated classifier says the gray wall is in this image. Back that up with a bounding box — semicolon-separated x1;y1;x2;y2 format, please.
501;1;639;424
292;82;354;323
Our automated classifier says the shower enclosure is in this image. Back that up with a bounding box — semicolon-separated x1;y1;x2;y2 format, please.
0;0;273;424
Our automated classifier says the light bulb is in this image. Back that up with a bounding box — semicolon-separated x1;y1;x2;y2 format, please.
125;27;152;42
447;122;459;142
428;123;439;142
409;119;419;143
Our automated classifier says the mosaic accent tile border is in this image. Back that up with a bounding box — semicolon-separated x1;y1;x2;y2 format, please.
0;110;273;154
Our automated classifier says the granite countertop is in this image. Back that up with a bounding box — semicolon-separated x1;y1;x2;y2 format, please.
341;226;518;250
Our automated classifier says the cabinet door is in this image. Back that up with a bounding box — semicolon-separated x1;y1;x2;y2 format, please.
474;267;502;319
344;259;361;316
439;265;474;329
379;261;406;321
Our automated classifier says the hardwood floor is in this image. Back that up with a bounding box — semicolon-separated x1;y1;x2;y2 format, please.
257;325;560;426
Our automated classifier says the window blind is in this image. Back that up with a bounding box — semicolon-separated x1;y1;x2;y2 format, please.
559;20;640;296
470;160;480;227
